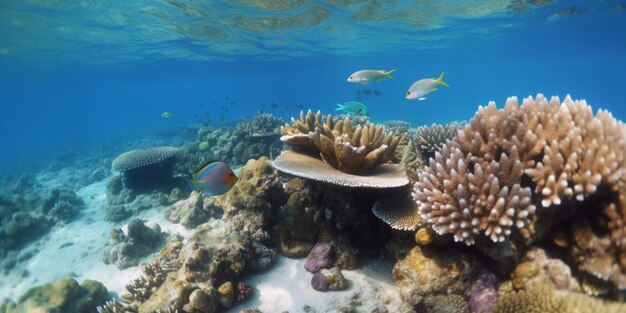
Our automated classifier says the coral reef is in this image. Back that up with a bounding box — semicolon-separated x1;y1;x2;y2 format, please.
186;113;284;171
408;95;626;288
97;158;284;313
111;146;180;193
0;187;84;270
0;277;107;313
103;219;168;269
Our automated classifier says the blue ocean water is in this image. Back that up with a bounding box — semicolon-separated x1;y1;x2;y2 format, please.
1;0;625;169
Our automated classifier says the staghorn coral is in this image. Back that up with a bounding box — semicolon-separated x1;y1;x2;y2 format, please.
493;284;626;313
413;95;626;247
415;144;535;244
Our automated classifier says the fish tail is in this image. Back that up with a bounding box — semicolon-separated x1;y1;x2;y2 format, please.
436;72;449;87
335;103;344;111
382;69;396;79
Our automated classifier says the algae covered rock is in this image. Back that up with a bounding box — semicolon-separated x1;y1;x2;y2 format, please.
166;191;209;229
0;277;107;313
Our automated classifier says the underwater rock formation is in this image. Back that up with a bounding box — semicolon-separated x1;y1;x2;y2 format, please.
304;242;334;273
393;245;477;307
111;146;179;193
98;157;283;313
103;219;168;270
166;191;210;229
0;277;107;313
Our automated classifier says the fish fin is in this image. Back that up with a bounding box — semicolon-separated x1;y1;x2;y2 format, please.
185;179;201;192
381;69;396;79
335;103;344;111
436;72;449;87
419;97;427;101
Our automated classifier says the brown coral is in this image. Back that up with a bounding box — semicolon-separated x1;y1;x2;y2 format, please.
280;109;328;154
280;110;401;175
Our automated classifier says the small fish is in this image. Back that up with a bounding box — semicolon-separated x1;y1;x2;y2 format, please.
186;161;238;196
161;112;173;119
347;69;396;84
406;72;449;101
336;102;369;116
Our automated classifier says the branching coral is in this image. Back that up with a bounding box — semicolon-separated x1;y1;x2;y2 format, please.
280;110;401;175
413;95;626;247
414;122;465;160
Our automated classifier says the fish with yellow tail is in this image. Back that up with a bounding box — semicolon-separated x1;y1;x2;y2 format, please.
347;69;396;84
186;160;238;196
406;72;449;100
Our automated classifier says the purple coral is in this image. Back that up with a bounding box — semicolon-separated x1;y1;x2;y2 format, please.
311;273;330;291
304;242;333;273
469;271;499;313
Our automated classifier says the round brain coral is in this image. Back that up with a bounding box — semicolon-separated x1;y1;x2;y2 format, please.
112;146;179;172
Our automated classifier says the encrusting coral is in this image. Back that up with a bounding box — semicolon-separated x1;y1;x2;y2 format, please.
492;284;626;313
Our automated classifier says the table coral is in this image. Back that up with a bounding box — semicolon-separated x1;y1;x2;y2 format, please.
111;146;179;193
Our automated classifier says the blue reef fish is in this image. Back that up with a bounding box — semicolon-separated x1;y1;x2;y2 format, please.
186;161;238;196
335;102;369;116
347;69;396;84
406;72;449;101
